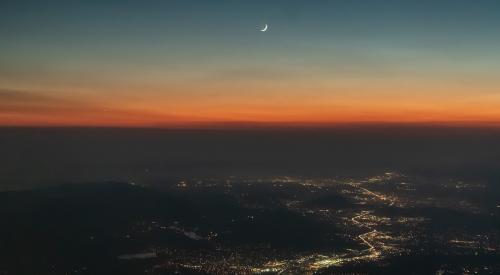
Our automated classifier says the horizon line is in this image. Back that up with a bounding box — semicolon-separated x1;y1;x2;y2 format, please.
2;120;500;130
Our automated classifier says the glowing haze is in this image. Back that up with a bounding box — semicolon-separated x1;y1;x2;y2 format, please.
1;0;500;127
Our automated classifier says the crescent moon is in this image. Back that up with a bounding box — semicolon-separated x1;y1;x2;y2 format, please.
261;24;268;32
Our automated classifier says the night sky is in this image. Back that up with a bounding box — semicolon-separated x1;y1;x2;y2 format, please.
1;0;500;127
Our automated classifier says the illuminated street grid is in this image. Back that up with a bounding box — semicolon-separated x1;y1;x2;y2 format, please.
119;173;500;274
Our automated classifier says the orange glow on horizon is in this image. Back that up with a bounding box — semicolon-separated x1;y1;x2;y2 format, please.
3;100;500;128
3;85;500;128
